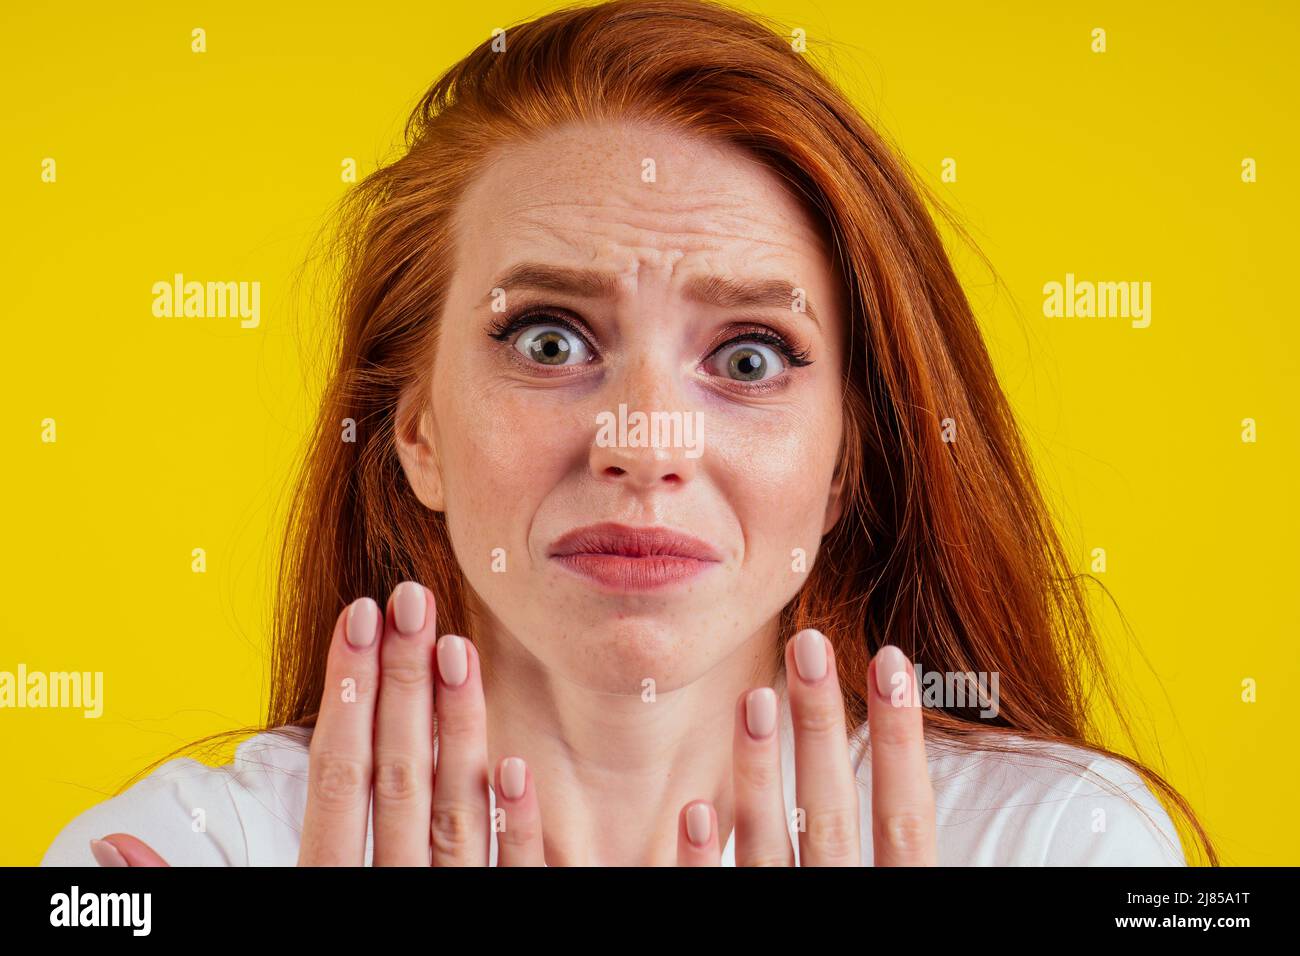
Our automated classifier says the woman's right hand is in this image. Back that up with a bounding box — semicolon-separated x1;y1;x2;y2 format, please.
90;581;547;867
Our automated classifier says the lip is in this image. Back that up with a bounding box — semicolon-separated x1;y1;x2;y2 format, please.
547;522;722;592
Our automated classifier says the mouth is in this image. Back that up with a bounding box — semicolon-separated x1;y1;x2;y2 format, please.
547;522;722;592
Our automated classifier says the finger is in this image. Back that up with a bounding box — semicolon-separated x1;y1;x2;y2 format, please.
430;633;491;865
299;596;382;866
493;756;546;867
676;801;721;866
732;687;795;866
786;628;862;866
92;834;169;867
372;581;439;866
868;644;937;866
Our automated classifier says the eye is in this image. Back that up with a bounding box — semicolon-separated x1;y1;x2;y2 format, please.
706;340;789;383
487;310;596;367
514;324;592;366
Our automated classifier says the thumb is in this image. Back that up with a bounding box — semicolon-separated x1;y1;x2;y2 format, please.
90;834;171;867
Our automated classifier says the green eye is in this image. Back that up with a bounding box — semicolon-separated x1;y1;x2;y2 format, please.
515;326;591;366
710;341;783;382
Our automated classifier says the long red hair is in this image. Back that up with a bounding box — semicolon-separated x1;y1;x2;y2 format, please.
137;0;1216;864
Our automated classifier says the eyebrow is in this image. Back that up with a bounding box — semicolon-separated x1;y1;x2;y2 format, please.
482;261;819;328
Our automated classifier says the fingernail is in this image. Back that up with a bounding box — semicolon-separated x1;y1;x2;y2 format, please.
501;757;526;800
745;688;777;739
393;581;426;635
346;597;379;648
874;644;909;702
793;629;827;682
686;803;712;847
437;634;468;687
90;839;127;867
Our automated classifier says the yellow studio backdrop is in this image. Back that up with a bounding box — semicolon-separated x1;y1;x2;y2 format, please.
1;0;1295;866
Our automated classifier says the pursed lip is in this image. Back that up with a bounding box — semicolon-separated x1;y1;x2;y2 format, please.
547;522;723;562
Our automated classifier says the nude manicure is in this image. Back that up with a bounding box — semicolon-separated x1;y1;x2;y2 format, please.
686;803;712;847
438;634;469;687
393;581;426;635
501;757;527;800
745;688;777;739
874;644;910;703
346;597;379;648
793;629;827;682
90;839;127;867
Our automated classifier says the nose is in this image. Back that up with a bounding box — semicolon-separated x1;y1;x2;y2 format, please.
589;428;699;489
588;360;702;491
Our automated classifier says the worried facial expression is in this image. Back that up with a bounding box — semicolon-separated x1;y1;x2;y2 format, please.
397;118;848;693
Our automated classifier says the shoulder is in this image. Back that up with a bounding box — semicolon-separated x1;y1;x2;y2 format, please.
926;733;1187;865
41;727;313;867
851;728;1188;866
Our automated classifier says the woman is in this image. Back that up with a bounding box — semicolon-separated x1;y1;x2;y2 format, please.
42;0;1215;866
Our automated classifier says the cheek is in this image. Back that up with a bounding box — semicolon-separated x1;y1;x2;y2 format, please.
710;398;842;559
434;373;575;551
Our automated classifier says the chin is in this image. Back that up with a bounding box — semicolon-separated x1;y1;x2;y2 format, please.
558;617;729;696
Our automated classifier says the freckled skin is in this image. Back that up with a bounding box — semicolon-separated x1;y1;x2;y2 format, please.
399;118;847;693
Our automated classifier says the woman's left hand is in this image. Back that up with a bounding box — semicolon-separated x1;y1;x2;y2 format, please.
677;631;937;866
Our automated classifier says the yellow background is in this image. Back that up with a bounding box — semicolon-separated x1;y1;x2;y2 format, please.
2;0;1295;865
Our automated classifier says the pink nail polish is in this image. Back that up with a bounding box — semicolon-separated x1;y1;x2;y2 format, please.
90;839;128;867
437;634;468;687
793;629;827;682
392;582;426;635
346;597;379;648
874;644;910;702
745;688;777;739
686;803;712;847
501;757;527;800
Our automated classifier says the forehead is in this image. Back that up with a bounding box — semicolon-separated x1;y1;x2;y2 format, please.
451;119;834;289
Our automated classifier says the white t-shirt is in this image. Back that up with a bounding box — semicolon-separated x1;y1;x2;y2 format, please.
41;677;1187;866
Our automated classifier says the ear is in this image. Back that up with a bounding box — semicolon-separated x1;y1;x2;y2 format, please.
821;436;849;536
394;386;445;512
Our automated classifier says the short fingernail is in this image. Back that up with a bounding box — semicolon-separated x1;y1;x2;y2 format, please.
793;629;827;682
745;688;777;739
90;839;127;867
874;644;909;702
346;597;379;648
686;803;712;847
437;634;468;687
392;581;426;635
501;757;527;800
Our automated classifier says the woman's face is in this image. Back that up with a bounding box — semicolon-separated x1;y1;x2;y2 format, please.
399;118;847;694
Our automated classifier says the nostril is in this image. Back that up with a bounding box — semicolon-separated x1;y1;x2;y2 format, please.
605;466;626;477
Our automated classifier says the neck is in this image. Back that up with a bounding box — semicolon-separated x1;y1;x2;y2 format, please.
473;610;782;866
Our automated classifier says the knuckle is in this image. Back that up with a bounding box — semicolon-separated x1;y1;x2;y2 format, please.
877;811;932;857
871;715;919;749
308;751;369;810
380;660;429;690
372;755;425;803
736;757;781;792
430;804;479;857
496;812;538;847
741;853;792;868
791;702;843;736
435;706;480;740
805;806;858;857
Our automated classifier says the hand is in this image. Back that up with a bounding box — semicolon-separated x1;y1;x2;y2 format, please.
90;581;546;867
676;631;937;866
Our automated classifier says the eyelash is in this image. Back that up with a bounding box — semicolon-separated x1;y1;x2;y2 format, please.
485;308;814;383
